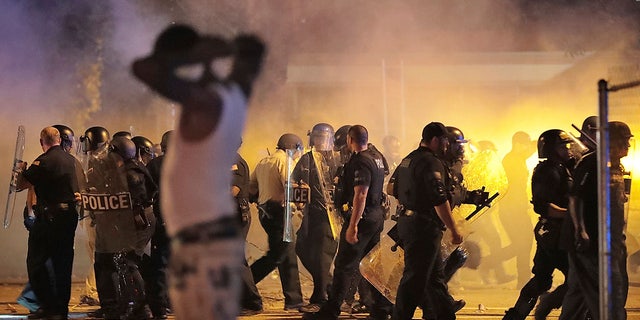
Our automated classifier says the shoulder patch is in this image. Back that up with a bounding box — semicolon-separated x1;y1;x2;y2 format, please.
374;158;385;169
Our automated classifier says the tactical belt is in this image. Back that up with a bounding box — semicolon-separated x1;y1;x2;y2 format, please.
39;202;74;212
174;216;240;245
398;208;445;229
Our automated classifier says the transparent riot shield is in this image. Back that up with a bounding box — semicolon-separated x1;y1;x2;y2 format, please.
283;148;305;242
360;148;507;303
456;147;508;222
3;125;25;228
81;149;138;254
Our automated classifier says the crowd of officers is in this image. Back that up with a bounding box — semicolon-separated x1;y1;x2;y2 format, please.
16;125;172;320
12;115;634;320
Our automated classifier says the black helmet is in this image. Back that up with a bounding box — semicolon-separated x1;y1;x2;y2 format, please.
609;121;633;141
308;123;334;151
446;126;468;144
160;130;173;153
537;129;572;159
81;126;110;152
52;124;74;151
113;131;133;140
581;116;598;134
110;136;137;160
132;136;155;158
446;126;468;161
276;133;303;150
334;125;352;151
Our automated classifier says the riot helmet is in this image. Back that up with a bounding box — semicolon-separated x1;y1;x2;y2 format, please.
276;133;303;151
445;126;468;162
52;124;74;152
308;123;335;151
334;125;352;152
132;136;155;164
80;126;110;153
609;121;633;141
537;129;573;160
160;130;173;153
110;136;137;160
609;121;634;159
113;131;133;140
578;116;598;149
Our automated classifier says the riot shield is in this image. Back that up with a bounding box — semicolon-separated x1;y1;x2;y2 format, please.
283;148;304;242
456;147;507;223
291;148;342;240
81;149;138;254
360;148;507;303
4;125;25;229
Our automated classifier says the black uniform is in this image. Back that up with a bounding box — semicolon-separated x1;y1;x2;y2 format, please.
233;153;263;312
145;153;171;318
23;145;79;318
503;159;571;320
95;157;156;319
293;151;339;306
393;146;457;320
310;148;391;320
559;151;628;320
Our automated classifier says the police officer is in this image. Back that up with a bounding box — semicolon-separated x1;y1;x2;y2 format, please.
102;136;157;319
559;121;633;320
392;122;463;320
233;143;263;315
249;133;305;311
16;126;80;320
145;131;172;319
79;126;114;318
503;129;574;320
132;136;155;165
304;125;392;320
293;123;340;313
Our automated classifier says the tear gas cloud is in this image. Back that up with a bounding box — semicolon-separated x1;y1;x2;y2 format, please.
1;0;639;279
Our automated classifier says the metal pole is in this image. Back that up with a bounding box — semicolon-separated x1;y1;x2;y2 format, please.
597;79;611;320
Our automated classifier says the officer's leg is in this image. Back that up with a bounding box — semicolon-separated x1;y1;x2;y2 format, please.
535;249;569;320
394;216;440;320
297;220;322;302
95;252;120;318
317;221;338;304
250;204;286;283
27;218;55;312
240;215;262;311
319;222;367;319
558;252;589;320
611;244;628;320
425;237;458;320
359;218;392;319
278;236;303;307
504;246;554;320
50;212;78;316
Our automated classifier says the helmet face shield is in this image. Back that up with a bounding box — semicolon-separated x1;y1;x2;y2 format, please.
309;123;335;152
311;131;334;151
79;135;91;154
567;132;589;161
